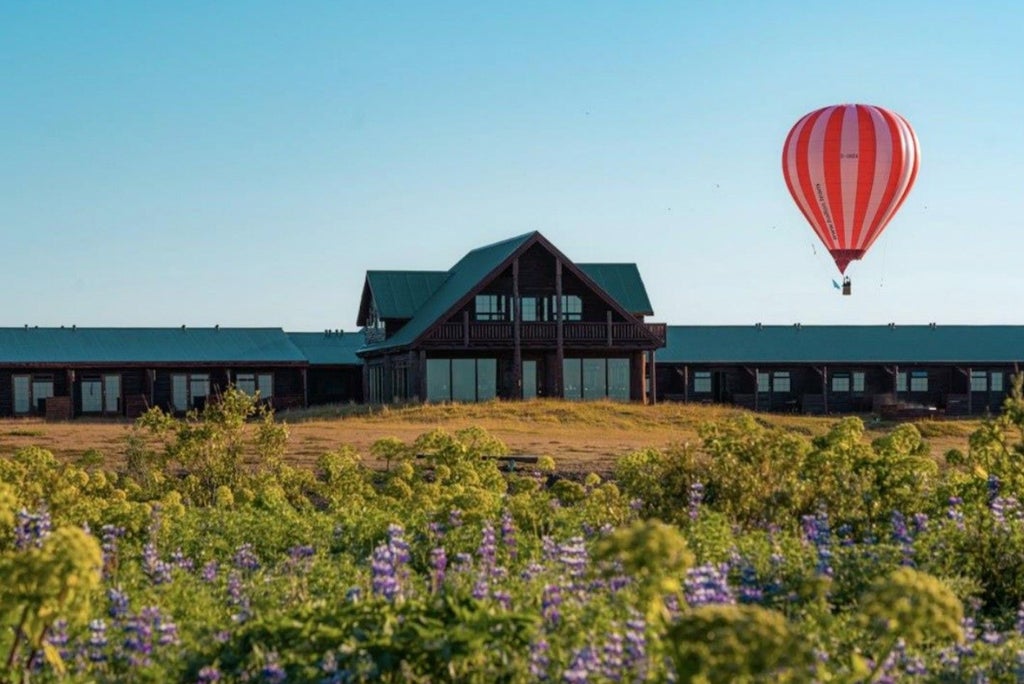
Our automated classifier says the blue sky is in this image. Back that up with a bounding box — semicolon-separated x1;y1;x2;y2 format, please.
3;2;1022;330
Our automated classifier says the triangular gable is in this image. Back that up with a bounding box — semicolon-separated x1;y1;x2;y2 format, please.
360;231;661;353
356;271;447;326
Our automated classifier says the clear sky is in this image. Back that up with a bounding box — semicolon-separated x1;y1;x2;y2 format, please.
3;2;1022;331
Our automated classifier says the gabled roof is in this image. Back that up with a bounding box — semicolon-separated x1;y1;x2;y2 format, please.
360;232;538;352
0;328;307;365
356;271;447;324
578;263;653;316
287;331;364;365
357;231;662;355
660;325;1024;364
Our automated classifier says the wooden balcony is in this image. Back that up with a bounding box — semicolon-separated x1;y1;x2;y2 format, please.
422;320;667;348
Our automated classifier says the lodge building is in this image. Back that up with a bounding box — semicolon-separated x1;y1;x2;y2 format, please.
1;232;1021;418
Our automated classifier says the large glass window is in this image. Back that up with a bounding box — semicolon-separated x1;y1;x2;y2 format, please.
582;358;607;399
452;359;477;401
693;371;712;393
235;372;273;399
426;360;450;402
554;295;583;321
831;374;850;392
104;375;121;413
426;358;496;402
992;372;1004;392
896;372;908;393
82;378;103;413
607;359;630;400
521;297;540;322
564;358;631;401
563;359;582;400
522;360;538;399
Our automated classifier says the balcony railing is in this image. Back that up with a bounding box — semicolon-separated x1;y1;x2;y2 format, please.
422;320;667;348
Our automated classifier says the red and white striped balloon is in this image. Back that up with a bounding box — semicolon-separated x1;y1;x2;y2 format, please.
782;104;920;274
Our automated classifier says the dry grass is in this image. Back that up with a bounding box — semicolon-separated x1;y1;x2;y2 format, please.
0;400;983;474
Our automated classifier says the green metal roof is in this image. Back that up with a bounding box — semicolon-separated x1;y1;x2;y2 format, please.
363;271;447;320
660;325;1024;364
0;328;306;364
578;263;654;316
287;331;364;365
360;232;538;353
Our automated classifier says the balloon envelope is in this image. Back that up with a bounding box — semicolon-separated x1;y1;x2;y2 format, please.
782;104;919;274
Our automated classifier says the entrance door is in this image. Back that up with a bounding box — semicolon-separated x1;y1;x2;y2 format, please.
104;375;121;414
13;375;30;414
522;360;538;399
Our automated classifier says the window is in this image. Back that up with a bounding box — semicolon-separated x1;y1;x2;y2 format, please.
563;358;631;401
15;375;55;414
554;295;583;321
81;374;121;414
853;372;865;392
520;297;540;322
426;358;497;402
831;374;850;392
171;373;211;411
12;375;30;414
910;371;928;392
475;295;507;321
522;360;538;399
772;372;791;393
970;370;987;392
236;373;273;399
757;372;769;393
992;372;1004;392
693;371;712;393
896;372;907;392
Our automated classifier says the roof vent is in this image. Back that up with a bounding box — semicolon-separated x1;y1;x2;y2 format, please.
888;322;896;329
755;322;762;329
181;324;186;330
794;322;801;330
929;322;937;329
215;324;220;331
72;324;76;331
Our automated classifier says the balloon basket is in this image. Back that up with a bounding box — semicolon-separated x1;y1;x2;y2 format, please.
842;277;852;296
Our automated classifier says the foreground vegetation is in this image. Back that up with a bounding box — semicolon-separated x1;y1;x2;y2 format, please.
3;386;1024;682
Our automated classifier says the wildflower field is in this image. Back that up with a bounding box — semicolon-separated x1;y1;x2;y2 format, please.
4;388;1024;682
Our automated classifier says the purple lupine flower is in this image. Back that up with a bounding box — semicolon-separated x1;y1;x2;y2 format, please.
427;521;445;541
542;536;558;562
287;545;316;572
493;590;512;610
500;510;518;560
171;548;195;572
688;482;704;521
602;631;624;681
261;652;287;683
624;612;648;682
981;621;1003;645
1015;602;1024;634
448;508;463;528
563;646;600;683
664;593;682;619
629;498;643;513
542;584;562;626
988;474;1001;502
685;563;735;607
107;587;130;620
14;508;52;550
142;543;173;585
370;543;401;601
388;524;410;565
430;547;447;593
453;552;473;574
45;619;70;663
227;570;252;622
948;497;965;530
521;562;545;581
836;523;855;547
558;537;588;579
477;522;497;574
529;639;550;681
86;618;108;663
904;657;927;676
472;578;489;600
802;509;833;577
201;560;219;583
991;496;1020;530
100;524;125;575
233;543;261;571
912;512;929;534
738;563;763;604
197;665;223;683
891;511;915;567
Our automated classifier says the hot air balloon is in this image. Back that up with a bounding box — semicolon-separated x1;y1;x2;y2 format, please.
782;104;919;295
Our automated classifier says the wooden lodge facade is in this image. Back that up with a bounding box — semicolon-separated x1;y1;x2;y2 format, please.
0;327;365;420
355;232;667;403
656;325;1024;416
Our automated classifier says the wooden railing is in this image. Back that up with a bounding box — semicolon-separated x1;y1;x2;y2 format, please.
423;320;667;347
